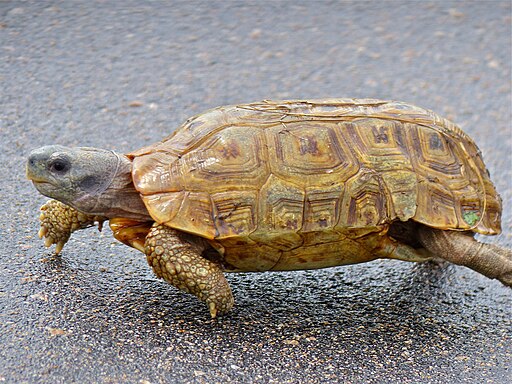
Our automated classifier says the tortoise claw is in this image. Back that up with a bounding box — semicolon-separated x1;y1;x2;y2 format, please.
55;241;65;255
209;302;218;319
38;226;48;239
44;236;54;248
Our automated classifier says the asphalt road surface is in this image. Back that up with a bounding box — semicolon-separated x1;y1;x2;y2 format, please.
1;1;511;383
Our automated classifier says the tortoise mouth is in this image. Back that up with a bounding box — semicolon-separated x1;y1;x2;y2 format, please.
26;164;53;185
31;180;51;186
27;172;52;184
26;164;43;182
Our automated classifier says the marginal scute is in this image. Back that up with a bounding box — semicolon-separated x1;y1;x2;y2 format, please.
211;190;258;240
381;170;418;221
142;191;184;225
169;192;217;239
415;181;459;229
128;99;502;272
302;184;344;232
144;191;217;239
340;169;388;228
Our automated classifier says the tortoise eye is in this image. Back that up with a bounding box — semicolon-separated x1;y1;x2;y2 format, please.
50;158;70;173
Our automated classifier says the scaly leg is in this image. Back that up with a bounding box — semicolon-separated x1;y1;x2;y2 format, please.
144;223;234;318
418;227;512;287
38;199;105;254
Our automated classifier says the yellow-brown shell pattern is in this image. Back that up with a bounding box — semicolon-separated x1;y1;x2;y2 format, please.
129;99;502;260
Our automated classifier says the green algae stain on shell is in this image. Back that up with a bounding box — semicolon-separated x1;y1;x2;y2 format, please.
463;211;480;226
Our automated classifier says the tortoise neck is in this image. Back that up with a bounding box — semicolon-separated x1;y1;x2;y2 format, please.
100;153;152;221
72;152;152;221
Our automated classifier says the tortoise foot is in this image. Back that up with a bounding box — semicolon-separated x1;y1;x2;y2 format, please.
38;199;104;254
145;223;234;318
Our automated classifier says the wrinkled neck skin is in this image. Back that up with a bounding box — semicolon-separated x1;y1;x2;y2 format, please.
70;152;151;221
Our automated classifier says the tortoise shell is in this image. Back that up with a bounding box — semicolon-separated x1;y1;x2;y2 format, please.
128;99;501;271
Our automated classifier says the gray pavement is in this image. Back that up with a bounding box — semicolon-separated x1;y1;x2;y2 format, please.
1;1;511;383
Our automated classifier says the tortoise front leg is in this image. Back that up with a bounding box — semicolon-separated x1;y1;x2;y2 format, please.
38;199;106;254
418;227;512;287
144;223;234;318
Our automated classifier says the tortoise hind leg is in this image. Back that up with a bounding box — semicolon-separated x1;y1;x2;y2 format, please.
418;227;512;287
144;223;234;318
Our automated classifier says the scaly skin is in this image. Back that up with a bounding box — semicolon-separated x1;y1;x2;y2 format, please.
27;100;512;318
145;223;234;318
38;199;106;254
418;227;512;287
38;201;233;318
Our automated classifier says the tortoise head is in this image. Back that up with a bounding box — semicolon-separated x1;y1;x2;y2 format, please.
26;145;139;217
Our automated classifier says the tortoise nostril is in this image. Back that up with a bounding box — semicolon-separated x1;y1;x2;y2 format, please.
28;152;40;168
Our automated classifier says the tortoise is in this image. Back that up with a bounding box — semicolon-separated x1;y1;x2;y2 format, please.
26;99;512;317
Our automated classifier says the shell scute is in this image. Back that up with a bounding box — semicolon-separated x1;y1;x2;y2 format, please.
266;122;360;187
179;126;269;192
130;99;502;262
248;175;304;251
302;184;344;233
211;190;258;241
